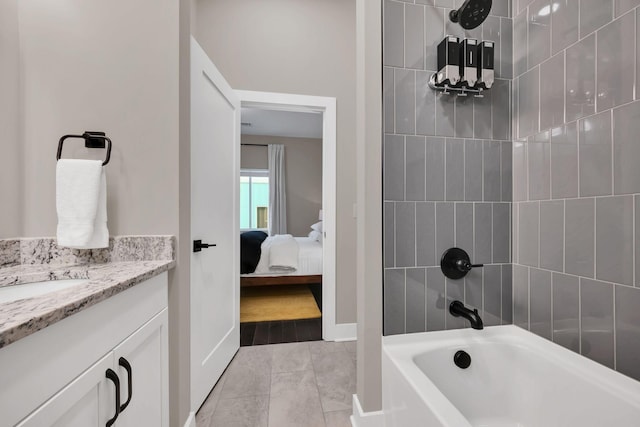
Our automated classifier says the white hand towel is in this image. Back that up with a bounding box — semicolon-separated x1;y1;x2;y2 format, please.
268;234;299;271
56;159;109;249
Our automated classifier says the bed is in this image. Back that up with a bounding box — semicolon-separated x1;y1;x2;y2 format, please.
241;235;323;287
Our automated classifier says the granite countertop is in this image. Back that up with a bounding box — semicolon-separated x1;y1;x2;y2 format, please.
0;236;175;349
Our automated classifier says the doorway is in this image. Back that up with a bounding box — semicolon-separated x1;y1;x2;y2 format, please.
236;90;338;343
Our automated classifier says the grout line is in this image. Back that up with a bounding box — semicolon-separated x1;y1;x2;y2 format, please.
613;284;617;370
578;278;583;355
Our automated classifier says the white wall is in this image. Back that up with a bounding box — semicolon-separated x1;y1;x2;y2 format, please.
195;0;357;324
0;0;21;238
241;135;322;237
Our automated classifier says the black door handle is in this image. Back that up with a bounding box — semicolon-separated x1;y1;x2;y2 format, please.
118;357;133;412
105;369;121;427
193;239;217;252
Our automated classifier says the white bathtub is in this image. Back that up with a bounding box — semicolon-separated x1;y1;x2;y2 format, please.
382;325;640;427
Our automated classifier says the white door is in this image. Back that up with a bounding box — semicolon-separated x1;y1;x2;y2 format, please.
113;309;168;427
190;37;240;412
17;354;114;427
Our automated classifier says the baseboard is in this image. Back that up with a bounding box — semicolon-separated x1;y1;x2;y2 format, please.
350;394;385;427
330;322;357;341
183;411;196;427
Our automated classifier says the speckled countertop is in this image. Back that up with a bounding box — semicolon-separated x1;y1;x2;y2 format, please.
0;236;175;349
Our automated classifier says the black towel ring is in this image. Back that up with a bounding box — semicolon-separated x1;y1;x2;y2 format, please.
56;131;112;166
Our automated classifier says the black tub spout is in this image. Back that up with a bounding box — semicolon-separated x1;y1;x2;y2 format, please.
449;300;484;330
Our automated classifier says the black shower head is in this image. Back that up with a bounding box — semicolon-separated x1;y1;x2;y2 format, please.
449;0;492;30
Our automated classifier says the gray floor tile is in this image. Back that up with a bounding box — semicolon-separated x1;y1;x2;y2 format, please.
269;370;326;427
309;341;347;355
324;410;353;427
196;368;229;426
312;350;357;412
210;395;269;427
343;341;356;354
272;342;312;373
219;346;273;399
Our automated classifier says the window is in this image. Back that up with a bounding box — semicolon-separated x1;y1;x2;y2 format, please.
240;170;269;231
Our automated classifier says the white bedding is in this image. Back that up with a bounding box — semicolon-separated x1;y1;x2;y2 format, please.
242;236;323;277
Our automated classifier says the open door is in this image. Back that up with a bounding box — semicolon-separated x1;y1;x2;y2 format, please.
190;37;240;412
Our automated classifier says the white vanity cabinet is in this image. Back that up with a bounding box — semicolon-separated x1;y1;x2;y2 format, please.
0;272;169;427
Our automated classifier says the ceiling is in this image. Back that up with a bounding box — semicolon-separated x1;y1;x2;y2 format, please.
240;107;323;139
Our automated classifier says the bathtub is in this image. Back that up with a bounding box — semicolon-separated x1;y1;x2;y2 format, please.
382;325;640;427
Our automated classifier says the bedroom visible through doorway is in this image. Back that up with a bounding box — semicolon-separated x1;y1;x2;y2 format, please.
237;90;336;346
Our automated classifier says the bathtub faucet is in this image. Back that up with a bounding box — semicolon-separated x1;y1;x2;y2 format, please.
449;300;484;330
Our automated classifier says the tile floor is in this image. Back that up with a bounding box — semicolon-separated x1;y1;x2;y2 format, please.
196;340;356;427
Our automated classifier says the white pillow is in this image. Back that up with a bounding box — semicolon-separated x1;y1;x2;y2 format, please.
308;230;322;242
311;221;323;233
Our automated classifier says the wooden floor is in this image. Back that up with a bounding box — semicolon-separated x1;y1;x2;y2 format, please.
240;318;322;346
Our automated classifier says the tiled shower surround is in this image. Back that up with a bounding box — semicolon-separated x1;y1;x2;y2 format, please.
512;0;640;382
383;0;514;334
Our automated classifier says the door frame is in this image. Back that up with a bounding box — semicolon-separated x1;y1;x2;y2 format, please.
236;90;339;341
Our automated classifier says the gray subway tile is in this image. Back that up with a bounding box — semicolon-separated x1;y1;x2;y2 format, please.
514;9;528;76
500;18;514;79
384;134;405;201
384;268;406;335
406;136;426;201
501;141;513;202
518;0;535;15
596;12;635;112
384;67;395;133
474;203;493;264
426;267;446;331
465;139;483;201
613;100;640;195
513;264;530;328
406;268;427;333
384;202;395;268
528;133;551;200
482;16;502;78
493;203;510;263
395;202;416;267
445;138;465;200
530;268;552;340
540;52;565;131
513;140;528;201
405;3;425;70
416;71;437;135
565;198;595;277
416;202;437;266
550;123;579;199
553;273;580;352
566;35;596;121
539;200;564;272
580;0;614;37
518;67;540;139
465;268;483;312
436;202;455;258
615;285;640;381
484;264;502;326
637;195;640;286
383;0;404;67
513;203;520;263
455;203;474;260
436;92;456;137
456;96;475;138
519;201;540;267
580;278;614;368
425;137;445;200
484;141;501;201
502;264;513;324
616;0;640;17
528;0;551;67
425;6;445;70
446;277;466;329
551;0;579;54
596;196;634;285
493;79;512;141
395;69;416;134
474;90;493;139
491;0;510;17
579;110;612;197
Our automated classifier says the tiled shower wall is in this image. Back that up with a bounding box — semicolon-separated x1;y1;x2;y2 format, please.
513;0;640;381
382;0;514;334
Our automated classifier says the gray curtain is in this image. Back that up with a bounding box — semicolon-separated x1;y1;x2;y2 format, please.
268;144;287;235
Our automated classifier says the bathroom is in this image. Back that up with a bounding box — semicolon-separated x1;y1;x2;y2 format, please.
1;0;640;426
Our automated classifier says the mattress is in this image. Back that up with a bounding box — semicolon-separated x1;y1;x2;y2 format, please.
241;236;323;277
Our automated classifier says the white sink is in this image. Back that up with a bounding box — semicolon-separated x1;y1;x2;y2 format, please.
0;279;88;304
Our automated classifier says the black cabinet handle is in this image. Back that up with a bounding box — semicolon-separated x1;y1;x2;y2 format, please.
193;239;217;252
118;357;133;412
105;369;121;427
